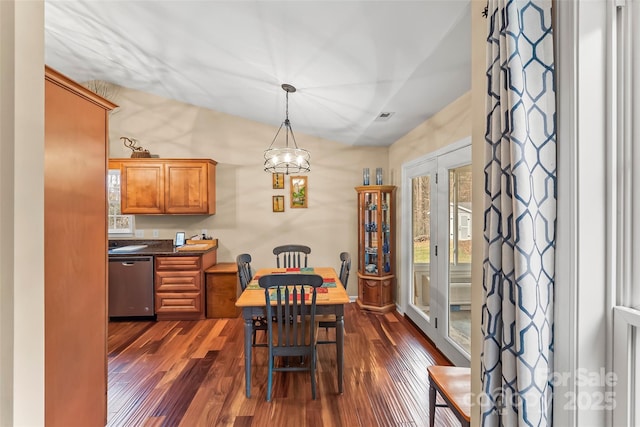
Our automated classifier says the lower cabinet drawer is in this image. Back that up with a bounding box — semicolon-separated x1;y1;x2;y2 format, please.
156;256;201;271
153;253;214;320
156;270;200;292
155;292;202;314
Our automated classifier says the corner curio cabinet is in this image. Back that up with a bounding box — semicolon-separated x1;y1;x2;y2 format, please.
356;185;396;313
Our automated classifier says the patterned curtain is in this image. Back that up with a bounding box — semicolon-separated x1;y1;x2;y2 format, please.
481;1;556;426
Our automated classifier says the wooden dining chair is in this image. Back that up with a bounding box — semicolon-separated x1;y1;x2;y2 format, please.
338;251;351;289
273;244;311;268
236;253;268;347
258;273;323;401
317;252;351;345
428;365;471;427
236;253;253;291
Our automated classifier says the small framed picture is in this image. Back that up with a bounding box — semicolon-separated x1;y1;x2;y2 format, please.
272;173;284;189
290;176;308;208
272;195;285;212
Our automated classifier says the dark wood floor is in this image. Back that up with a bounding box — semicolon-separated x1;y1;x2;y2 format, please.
107;303;460;426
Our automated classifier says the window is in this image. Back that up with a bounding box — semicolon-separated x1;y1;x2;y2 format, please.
108;169;134;234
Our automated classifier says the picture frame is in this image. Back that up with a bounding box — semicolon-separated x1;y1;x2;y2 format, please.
272;172;284;189
290;176;308;208
272;195;285;212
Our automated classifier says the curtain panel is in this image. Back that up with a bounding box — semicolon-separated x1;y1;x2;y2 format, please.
481;1;556;426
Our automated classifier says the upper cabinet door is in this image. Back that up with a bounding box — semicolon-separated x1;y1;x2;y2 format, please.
165;161;214;214
120;162;164;214
115;159;216;215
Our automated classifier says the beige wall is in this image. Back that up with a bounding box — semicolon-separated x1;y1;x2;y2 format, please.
0;1;45;425
107;86;388;295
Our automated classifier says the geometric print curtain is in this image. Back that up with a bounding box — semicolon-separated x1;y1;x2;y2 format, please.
481;1;556;426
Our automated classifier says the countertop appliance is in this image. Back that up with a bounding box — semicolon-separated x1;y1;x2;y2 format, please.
108;256;154;318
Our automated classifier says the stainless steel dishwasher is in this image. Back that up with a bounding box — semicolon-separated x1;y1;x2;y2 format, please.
108;256;154;318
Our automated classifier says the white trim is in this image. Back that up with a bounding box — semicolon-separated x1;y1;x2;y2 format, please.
614;306;640;329
612;306;640;426
605;2;620;426
554;1;578;425
629;0;640;310
555;0;614;426
401;137;471;171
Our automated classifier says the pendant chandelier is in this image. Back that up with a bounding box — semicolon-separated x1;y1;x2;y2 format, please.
264;84;310;174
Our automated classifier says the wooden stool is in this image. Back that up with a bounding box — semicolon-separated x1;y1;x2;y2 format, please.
427;365;471;427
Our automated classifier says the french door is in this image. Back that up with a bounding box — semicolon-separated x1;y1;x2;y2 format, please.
402;142;471;366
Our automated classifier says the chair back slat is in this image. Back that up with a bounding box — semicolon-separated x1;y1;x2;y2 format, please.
339;252;351;289
236;253;253;291
273;244;311;268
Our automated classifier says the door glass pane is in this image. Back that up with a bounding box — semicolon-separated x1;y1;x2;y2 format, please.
412;175;431;317
448;164;472;354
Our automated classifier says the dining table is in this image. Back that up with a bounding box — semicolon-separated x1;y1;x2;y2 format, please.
235;266;351;398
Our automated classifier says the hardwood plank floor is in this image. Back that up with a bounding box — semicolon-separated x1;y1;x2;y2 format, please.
107;303;462;427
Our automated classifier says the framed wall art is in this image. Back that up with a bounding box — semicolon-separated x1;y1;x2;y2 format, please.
290;176;307;208
272;173;284;189
272;195;285;212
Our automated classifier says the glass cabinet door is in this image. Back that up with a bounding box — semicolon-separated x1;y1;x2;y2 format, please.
381;191;391;274
358;186;395;277
363;190;379;275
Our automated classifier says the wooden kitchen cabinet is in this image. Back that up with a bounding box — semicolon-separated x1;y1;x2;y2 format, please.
154;250;216;320
205;263;240;318
165;160;215;214
121;161;164;214
45;66;116;427
111;158;217;214
359;276;395;308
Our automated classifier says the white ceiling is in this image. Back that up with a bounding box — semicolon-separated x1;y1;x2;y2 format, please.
44;0;471;147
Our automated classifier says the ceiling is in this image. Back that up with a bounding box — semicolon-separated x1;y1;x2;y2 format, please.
44;1;471;147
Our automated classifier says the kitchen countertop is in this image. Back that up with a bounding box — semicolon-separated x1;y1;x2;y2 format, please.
108;239;218;257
